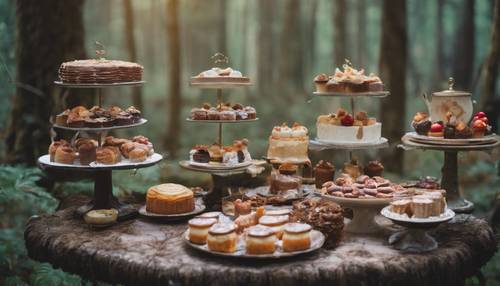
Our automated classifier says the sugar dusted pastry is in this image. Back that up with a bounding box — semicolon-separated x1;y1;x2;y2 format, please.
246;225;277;255
207;223;238;253
146;183;195;214
96;146;121;165
49;140;68;162
54;145;77;164
188;218;217;244
282;223;312;252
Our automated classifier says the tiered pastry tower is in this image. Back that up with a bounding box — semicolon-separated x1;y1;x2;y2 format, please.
310;87;390;234
38;78;163;221
179;54;257;209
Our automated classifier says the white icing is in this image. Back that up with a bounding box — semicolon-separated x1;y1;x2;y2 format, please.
316;122;381;143
202;70;218;77
229;70;242;77
280;127;292;138
272;128;281;138
222;151;238;165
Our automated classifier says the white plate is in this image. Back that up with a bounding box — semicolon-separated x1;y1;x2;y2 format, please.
138;201;205;220
406;132;497;145
310;137;388;150
38;153;163;171
183;229;325;259
54;80;145;88
189;160;252;170
186;118;259;123
53;119;147;132
312;91;389;98
381;206;455;224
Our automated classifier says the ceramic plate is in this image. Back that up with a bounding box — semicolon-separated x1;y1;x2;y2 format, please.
189;160;252;170
138;201;206;220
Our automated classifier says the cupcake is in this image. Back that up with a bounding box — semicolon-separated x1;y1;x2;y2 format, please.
314;73;329;92
208;143;223;163
390;199;411;215
49;140;68;162
75;138;97;165
343;159;363;179
412;112;432;135
219;110;236;121
244;106;256;119
188;218;217;245
363;161;384;177
190;108;207;120
207;108;220;120
55;109;70;126
282;223;312;252
54;145;77;164
207;223;238;253
314;160;335;189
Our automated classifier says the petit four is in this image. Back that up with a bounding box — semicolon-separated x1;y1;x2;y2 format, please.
388;190;447;218
363;161;384;177
188;218;217;244
75;138;98;165
321;174;405;199
269;163;302;194
96;146;121;165
189;139;251;166
267;123;309;163
207;223;238;253
54;145;77;164
316;108;381;143
246;225;277;255
411;111;492;139
282;223;312;252
54;105;142;128
146;183;195;214
190;103;257;121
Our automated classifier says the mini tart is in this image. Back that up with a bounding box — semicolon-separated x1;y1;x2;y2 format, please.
246;225;277;255
390;199;411;215
282;223;312;252
411;197;434;218
146;183;195;215
258;215;289;239
207;223;238;253
196;211;222;221
188;218;217;245
84;209;118;225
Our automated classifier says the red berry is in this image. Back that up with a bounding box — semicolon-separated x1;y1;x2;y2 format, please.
475;112;486;118
472;120;487;130
341;114;354;126
430;123;443;132
480;117;489;124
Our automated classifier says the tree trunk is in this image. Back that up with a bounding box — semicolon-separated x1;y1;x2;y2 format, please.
279;0;302;94
452;0;475;90
479;0;500;112
307;0;318;75
333;0;347;66
433;0;446;89
164;0;181;158
257;0;275;97
379;0;407;173
356;0;366;67
123;0;143;110
217;0;227;53
5;0;87;165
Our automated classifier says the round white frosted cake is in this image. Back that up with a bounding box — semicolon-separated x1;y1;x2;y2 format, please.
267;123;309;163
316;113;381;143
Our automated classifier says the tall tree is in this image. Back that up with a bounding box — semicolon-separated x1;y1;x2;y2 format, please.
479;0;500;112
5;0;87;165
217;0;227;53
379;0;407;173
333;0;347;66
433;0;446;89
452;0;475;90
356;0;366;67
123;0;143;110
164;0;181;158
279;0;303;94
257;0;275;97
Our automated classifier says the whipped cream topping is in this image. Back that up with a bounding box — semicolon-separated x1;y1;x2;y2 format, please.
272;124;308;139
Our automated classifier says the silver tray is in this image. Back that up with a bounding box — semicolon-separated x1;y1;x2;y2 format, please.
183;229;325;259
38;153;163;171
138;201;205;220
186;118;259;123
405;132;498;146
381;206;455;226
53;118;147;132
312;91;389;98
309;137;389;151
189;77;252;89
188;160;253;170
54;80;145;88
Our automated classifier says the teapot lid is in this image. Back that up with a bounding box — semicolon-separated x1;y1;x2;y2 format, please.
433;77;471;97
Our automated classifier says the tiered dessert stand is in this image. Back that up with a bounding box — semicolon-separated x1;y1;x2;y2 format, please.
399;133;500;213
310;90;391;234
38;80;163;221
179;54;262;209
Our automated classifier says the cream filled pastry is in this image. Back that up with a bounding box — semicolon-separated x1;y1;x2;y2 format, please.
267;123;309;163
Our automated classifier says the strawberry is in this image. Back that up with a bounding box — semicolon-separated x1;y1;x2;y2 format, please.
472;119;487;130
472;115;489;124
475;112;486;118
430;123;443;132
341;114;354;126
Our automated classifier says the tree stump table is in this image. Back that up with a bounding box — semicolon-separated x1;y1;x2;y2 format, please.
25;198;497;286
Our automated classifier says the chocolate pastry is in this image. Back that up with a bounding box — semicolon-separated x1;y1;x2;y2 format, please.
290;198;344;249
315;160;335;189
444;123;456;139
192;147;210;163
115;114;134;125
364;161;384;177
414;120;432;135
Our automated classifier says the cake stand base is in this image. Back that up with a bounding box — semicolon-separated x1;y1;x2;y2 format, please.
73;170;138;221
442;151;474;213
345;207;383;234
388;229;438;253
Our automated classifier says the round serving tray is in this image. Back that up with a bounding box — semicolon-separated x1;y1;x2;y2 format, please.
189;77;252;89
53;118;147;132
138;201;206;221
400;135;500;152
405;132;498;146
38;153;163;171
183;229;325;259
381;206;455;227
54;81;145;88
179;160;249;175
312;91;389;98
186;118;259;123
309;137;389;151
188;160;253;170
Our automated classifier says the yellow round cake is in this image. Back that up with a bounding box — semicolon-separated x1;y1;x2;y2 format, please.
146;183;195;214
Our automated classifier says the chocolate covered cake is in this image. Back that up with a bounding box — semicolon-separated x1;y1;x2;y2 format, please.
59;59;143;84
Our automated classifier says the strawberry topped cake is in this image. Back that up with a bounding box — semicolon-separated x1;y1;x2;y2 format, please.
267;123;309;163
316;108;381;143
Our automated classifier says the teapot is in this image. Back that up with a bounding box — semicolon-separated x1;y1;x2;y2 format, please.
422;77;473;123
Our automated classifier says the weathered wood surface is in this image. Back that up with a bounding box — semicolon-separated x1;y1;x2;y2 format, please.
25;197;497;286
